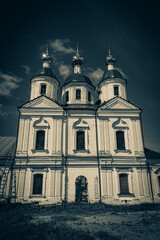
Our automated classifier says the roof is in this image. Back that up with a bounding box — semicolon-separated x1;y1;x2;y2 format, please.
99;69;126;86
99;96;142;110
145;148;160;159
62;73;95;88
0;137;16;158
31;67;58;81
18;94;63;109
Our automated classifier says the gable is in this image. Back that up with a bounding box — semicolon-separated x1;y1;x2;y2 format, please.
20;96;63;109
99;97;140;111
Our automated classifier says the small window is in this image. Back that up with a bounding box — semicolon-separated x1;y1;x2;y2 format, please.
41;84;46;95
76;131;85;150
36;131;45;150
88;91;91;102
114;86;119;96
116;131;125;150
76;89;81;100
33;174;43;195
119;174;129;194
158;176;160;190
66;91;69;102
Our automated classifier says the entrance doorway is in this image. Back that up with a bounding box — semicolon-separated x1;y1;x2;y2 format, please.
75;176;88;202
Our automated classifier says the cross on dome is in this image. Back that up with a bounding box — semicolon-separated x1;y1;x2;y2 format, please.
105;46;116;70
71;42;85;73
41;41;53;68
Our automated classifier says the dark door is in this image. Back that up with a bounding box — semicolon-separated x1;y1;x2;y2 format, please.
75;176;88;202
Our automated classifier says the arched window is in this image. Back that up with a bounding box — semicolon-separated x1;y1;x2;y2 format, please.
158;176;160;190
76;131;85;150
119;174;129;194
88;91;91;102
116;131;125;150
76;89;81;100
40;84;46;95
114;86;119;96
36;131;45;150
66;91;69;102
33;174;43;195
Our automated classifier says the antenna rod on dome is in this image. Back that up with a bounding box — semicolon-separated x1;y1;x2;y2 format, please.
46;40;49;55
76;39;79;55
108;45;111;56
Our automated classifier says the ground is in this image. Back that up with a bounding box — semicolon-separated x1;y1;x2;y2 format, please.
0;202;160;240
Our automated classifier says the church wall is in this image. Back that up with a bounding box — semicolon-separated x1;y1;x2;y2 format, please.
62;84;95;105
100;80;127;102
30;77;59;101
100;167;152;204
16;116;64;157
97;116;145;157
15;167;64;203
149;165;160;202
67;166;99;202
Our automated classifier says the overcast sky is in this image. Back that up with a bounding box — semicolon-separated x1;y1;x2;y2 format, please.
0;0;159;152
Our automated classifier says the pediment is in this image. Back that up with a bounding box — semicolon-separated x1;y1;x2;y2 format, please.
21;96;63;109
99;97;140;110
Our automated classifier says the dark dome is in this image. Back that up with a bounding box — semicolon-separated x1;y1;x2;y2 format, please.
102;69;123;80
62;73;95;88
32;67;58;80
99;69;126;86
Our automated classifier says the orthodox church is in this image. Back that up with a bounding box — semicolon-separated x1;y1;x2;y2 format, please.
0;46;160;204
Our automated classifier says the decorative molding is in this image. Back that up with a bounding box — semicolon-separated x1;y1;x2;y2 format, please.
73;149;90;154
33;117;50;129
31;149;49;154
114;149;131;154
117;193;135;198
73;118;89;129
112;118;128;129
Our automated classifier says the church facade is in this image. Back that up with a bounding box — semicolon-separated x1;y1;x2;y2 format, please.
1;47;160;204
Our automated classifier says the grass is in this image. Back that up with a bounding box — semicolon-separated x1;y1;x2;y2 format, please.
0;202;160;240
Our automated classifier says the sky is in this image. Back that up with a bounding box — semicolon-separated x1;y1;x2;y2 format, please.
0;0;159;152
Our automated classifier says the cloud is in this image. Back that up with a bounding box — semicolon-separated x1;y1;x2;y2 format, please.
0;104;8;117
21;65;30;76
59;64;71;79
0;72;22;96
50;39;75;54
86;67;104;85
0;104;18;118
115;67;128;79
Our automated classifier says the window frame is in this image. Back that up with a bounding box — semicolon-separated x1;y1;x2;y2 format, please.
73;119;90;153
119;173;129;194
76;130;85;150
66;91;69;102
158;176;160;192
29;169;48;198
32;173;43;195
114;85;119;96
40;84;47;95
116;131;125;150
35;130;45;150
112;118;131;153
32;117;50;153
76;89;81;100
88;91;91;102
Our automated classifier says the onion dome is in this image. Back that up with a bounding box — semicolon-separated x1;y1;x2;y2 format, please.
99;48;125;85
70;49;85;72
32;42;58;81
62;45;94;88
63;73;94;87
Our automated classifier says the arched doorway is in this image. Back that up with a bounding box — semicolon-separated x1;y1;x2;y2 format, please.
75;176;88;202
